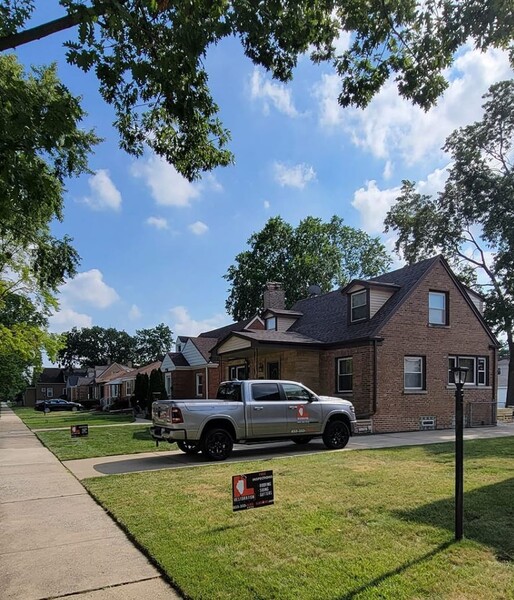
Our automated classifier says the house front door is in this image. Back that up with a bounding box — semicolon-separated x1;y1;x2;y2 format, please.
267;362;280;379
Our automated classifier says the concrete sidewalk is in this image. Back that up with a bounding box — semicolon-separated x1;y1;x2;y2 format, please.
0;404;180;600
64;421;514;481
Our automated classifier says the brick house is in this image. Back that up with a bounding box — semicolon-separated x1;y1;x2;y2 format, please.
207;256;498;433
35;368;67;403
160;318;265;399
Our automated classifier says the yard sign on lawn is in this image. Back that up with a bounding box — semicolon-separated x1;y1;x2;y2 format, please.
71;424;89;438
232;470;274;511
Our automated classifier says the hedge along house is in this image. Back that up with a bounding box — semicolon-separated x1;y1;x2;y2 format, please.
211;256;498;433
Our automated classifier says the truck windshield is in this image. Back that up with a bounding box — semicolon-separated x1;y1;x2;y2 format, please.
216;383;242;401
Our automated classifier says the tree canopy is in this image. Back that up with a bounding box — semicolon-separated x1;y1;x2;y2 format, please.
385;79;514;405
57;322;173;368
1;1;512;180
225;215;391;320
0;53;99;398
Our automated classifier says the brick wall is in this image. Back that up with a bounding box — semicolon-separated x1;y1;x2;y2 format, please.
373;261;496;433
319;344;375;418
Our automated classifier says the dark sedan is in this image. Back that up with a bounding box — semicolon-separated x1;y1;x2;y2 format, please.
35;399;84;412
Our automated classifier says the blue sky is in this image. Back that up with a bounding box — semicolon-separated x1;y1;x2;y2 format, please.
14;3;513;350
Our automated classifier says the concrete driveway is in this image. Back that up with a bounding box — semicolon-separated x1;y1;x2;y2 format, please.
63;422;514;480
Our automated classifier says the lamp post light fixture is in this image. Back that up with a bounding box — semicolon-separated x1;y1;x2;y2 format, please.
451;365;469;541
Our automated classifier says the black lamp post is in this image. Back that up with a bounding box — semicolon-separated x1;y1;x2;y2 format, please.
451;365;468;541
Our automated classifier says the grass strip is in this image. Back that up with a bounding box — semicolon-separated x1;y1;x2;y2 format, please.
36;425;174;460
12;406;134;429
85;437;514;600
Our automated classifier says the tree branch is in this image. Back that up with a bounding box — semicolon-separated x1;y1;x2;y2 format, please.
0;2;126;52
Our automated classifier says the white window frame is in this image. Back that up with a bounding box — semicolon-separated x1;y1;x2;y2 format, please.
404;357;424;390
350;290;367;322
110;384;120;398
337;357;353;392
448;356;487;386
429;291;447;325
47;389;53;398
229;365;246;380
165;373;172;398
195;373;203;397
265;317;277;330
126;380;134;396
41;387;46;393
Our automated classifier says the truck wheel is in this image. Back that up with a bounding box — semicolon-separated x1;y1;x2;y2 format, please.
322;420;350;450
202;428;233;461
177;440;201;455
292;436;312;445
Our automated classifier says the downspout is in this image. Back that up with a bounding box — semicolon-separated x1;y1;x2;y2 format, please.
491;346;497;425
372;339;378;415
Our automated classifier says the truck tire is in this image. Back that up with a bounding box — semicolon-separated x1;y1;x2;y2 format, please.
322;420;350;450
177;440;201;455
202;428;233;461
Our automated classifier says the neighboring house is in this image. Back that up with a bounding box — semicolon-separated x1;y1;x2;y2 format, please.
160;317;265;399
108;361;163;408
497;357;509;408
94;363;133;408
209;256;498;433
35;368;67;403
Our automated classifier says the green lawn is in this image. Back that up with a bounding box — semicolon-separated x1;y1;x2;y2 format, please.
12;406;135;429
36;425;175;460
85;437;514;600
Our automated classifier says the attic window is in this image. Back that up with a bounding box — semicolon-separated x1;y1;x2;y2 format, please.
265;317;277;330
351;290;368;322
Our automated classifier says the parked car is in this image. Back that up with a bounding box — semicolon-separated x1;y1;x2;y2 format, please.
35;399;84;412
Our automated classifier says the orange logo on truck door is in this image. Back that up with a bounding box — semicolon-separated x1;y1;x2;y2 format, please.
297;405;309;423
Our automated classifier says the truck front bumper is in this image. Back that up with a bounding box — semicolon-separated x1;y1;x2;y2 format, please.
150;426;187;442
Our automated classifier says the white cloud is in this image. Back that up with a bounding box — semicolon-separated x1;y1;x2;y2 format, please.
146;216;169;230
131;154;200;207
188;221;209;235
169;306;230;337
352;181;402;234
250;69;302;118
129;304;142;320
383;160;393;180
273;162;316;189
82;170;122;211
200;173;223;193
48;307;92;333
314;47;512;165
60;269;119;309
352;166;451;234
264;200;270;209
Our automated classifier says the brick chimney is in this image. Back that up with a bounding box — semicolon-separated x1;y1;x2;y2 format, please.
263;282;285;310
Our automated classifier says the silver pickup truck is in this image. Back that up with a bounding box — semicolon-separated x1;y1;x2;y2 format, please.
151;379;356;461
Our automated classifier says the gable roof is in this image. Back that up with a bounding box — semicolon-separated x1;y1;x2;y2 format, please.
198;318;255;340
38;368;65;384
190;336;218;361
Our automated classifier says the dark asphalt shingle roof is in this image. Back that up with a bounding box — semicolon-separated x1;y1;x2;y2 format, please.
38;368;65;384
231;330;323;345
289;256;440;344
198;318;255;340
190;337;218;361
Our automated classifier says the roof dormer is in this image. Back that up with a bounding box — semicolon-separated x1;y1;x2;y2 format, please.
342;279;400;323
262;308;303;332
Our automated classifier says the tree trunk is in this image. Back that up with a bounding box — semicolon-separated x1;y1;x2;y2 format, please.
506;335;514;407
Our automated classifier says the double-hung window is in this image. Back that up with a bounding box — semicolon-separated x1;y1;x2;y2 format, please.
429;291;448;325
351;290;367;322
404;357;425;390
337;357;353;392
196;373;203;396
